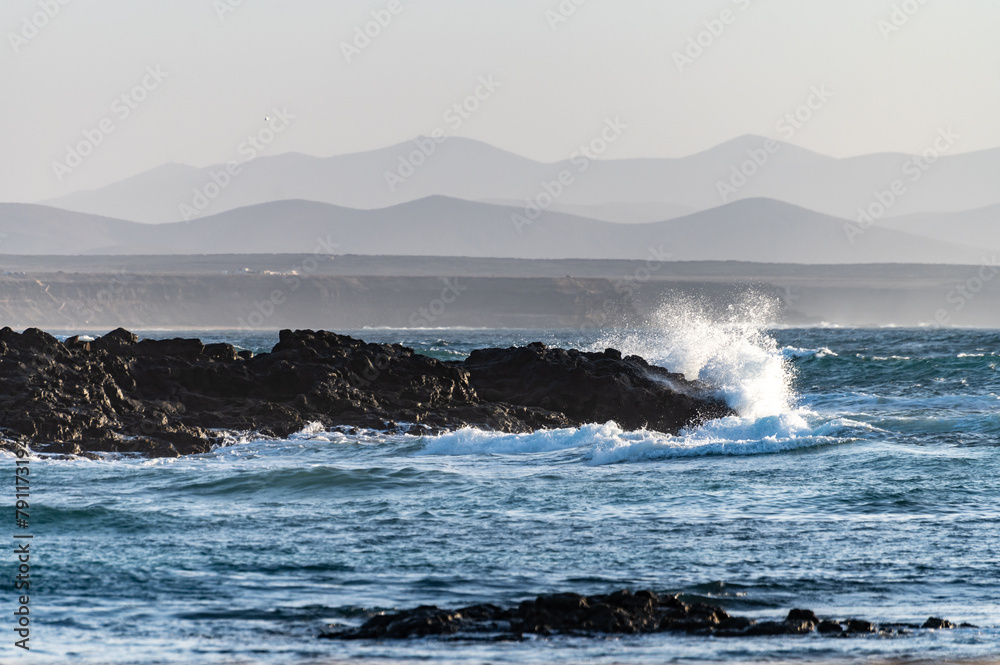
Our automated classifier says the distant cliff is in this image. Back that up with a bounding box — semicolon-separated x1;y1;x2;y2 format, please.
0;272;639;330
1;255;999;328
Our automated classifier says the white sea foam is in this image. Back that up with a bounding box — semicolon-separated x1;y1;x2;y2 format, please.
417;295;867;463
783;346;837;359
290;421;328;437
593;293;795;419
418;416;859;465
419;425;602;457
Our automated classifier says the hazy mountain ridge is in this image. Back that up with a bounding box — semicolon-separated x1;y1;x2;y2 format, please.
0;196;986;264
880;202;1000;251
38;136;1000;224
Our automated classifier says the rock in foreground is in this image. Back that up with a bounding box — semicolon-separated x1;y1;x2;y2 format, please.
322;590;967;640
0;328;732;458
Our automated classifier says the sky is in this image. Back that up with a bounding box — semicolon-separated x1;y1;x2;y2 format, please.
1;0;998;202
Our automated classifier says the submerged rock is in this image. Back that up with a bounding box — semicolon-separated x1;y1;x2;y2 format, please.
0;328;733;458
325;590;741;640
922;617;955;629
845;619;876;634
817;619;845;634
322;590;962;640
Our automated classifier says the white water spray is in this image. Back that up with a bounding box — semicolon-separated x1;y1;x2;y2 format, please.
595;293;795;419
414;294;869;462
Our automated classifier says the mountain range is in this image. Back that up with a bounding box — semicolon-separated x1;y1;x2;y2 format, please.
0;196;988;264
39;135;1000;225
0;135;993;264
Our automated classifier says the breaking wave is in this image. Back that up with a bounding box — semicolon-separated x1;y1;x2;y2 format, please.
419;294;870;463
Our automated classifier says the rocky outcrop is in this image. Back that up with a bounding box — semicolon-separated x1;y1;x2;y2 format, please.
0;327;732;458
462;343;729;434
321;590;970;640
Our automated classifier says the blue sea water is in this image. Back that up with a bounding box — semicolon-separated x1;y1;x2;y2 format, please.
5;315;1000;663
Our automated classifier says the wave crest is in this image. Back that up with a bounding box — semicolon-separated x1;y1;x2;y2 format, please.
594;293;796;419
418;416;860;465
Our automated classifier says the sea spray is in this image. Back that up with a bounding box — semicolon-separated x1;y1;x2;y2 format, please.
594;292;796;419
415;298;872;463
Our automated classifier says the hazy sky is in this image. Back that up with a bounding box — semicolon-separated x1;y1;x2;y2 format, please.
2;0;998;202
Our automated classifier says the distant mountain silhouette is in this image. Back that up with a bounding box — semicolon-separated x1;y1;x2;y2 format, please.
0;197;983;264
39;135;1000;224
881;202;1000;252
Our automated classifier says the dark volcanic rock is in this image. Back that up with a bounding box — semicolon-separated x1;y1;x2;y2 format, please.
845;619;876;634
460;343;733;433
0;328;733;458
738;610;817;637
351;606;463;638
322;592;949;641
514;590;665;634
922;617;955;629
787;608;819;625
817;619;844;634
325;590;741;640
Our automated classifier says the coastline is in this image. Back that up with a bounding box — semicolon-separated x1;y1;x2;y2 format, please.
4;254;1000;330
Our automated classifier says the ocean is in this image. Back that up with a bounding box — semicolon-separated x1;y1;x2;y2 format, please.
8;309;1000;663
